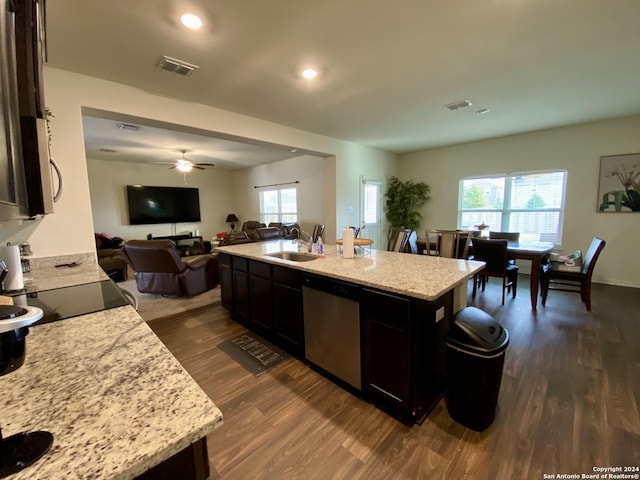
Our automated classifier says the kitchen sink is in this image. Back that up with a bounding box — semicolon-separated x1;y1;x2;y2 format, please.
265;251;319;262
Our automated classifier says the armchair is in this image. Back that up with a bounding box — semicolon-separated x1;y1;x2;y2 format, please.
122;240;219;297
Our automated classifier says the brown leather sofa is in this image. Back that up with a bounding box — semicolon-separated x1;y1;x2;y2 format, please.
95;233;128;282
122;240;219;296
220;221;301;245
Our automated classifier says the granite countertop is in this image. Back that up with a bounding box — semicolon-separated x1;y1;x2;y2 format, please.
24;253;109;292
215;240;485;301
0;306;223;479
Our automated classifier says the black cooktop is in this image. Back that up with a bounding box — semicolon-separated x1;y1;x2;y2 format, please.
11;280;130;326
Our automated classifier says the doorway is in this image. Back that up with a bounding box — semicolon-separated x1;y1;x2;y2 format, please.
359;176;383;249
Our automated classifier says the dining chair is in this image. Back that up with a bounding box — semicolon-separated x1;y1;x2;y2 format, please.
311;224;325;242
423;229;437;255
434;230;471;259
387;228;412;252
488;231;520;242
489;231;520;265
540;237;606;311
471;238;519;305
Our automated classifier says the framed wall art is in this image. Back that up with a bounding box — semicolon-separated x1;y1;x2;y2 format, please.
597;153;640;212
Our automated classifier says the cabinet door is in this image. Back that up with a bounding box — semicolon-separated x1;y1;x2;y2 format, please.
218;254;233;310
249;274;273;332
362;288;412;412
233;270;250;321
273;283;304;357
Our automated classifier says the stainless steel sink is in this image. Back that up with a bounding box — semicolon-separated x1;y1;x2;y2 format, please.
265;251;319;262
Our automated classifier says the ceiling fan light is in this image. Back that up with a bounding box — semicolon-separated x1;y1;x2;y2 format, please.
176;159;193;172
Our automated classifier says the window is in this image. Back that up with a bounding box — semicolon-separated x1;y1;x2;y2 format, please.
458;170;567;244
260;187;297;224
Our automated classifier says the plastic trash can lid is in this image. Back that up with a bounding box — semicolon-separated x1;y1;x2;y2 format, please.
446;306;509;355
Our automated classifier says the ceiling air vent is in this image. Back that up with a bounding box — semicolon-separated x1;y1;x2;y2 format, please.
444;99;473;111
157;55;199;76
116;123;139;131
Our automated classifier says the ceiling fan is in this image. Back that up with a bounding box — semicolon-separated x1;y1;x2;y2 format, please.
170;150;215;172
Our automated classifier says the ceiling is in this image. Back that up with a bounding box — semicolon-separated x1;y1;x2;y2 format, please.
47;0;640;166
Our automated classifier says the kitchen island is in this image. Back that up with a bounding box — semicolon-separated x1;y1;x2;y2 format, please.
0;260;223;479
215;240;485;423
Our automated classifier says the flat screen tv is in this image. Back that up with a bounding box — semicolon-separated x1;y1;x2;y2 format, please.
126;185;201;225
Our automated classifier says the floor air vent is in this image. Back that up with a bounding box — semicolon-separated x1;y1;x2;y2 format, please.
157;55;199;76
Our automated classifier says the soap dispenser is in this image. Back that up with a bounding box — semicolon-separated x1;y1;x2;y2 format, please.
316;237;324;255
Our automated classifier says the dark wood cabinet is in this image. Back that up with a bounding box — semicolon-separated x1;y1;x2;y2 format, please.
362;288;412;412
249;260;273;332
218;253;233;310
232;256;250;322
218;251;453;424
273;266;304;357
361;287;453;423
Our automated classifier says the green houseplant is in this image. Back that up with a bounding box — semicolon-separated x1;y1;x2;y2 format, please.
384;175;431;230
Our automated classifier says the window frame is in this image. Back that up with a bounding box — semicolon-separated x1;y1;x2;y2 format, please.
457;169;567;245
259;187;298;224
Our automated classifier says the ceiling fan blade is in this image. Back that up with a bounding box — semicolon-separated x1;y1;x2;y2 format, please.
195;163;215;167
193;165;205;170
169;165;176;169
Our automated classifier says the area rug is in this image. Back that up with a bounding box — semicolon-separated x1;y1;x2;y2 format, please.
218;333;290;376
117;276;221;322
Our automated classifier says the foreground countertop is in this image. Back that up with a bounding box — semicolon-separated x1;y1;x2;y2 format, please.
25;253;109;292
216;241;485;301
0;306;223;479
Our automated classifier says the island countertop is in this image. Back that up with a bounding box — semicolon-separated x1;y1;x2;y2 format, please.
0;305;223;479
215;241;485;301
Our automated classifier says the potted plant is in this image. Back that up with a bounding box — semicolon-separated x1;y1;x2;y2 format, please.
384;176;431;249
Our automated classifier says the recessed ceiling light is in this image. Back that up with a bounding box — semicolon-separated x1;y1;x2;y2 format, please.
181;13;203;30
99;148;117;153
476;108;491;115
301;68;318;80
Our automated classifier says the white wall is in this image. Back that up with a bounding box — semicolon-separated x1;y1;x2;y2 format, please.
87;158;235;241
0;67;395;258
232;155;325;234
398;114;640;287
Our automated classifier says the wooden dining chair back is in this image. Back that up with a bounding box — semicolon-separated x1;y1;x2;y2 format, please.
540;237;606;311
435;230;471;259
471;238;519;305
387;228;412;252
311;224;326;242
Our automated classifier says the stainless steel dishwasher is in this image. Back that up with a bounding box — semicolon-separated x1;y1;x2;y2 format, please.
302;274;361;390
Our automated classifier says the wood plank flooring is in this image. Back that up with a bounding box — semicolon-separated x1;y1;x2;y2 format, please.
148;277;640;479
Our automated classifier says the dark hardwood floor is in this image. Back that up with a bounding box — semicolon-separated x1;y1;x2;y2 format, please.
149;276;640;479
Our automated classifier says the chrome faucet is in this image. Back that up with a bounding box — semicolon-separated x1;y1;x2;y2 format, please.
292;229;313;252
295;238;313;253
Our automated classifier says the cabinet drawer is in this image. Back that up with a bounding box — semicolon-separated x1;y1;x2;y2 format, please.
361;288;410;329
273;266;302;289
231;256;248;272
217;252;231;267
249;259;272;279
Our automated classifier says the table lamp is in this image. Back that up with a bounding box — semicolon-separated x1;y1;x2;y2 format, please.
225;214;239;231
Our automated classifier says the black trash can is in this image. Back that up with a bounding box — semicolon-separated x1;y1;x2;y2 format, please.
445;306;509;431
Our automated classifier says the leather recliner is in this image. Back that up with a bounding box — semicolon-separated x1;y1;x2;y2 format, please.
122;240;219;296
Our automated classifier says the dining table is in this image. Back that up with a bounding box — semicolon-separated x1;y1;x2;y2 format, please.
504;241;555;310
417;237;555;309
